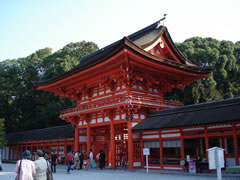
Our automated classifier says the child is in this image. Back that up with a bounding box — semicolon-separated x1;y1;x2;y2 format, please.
86;156;91;171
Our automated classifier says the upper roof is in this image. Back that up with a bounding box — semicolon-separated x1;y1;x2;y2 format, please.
34;20;212;87
132;97;240;131
6;125;75;143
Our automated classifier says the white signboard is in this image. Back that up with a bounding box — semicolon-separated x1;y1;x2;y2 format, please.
143;148;150;155
207;147;225;170
186;155;190;162
207;147;225;180
143;148;150;173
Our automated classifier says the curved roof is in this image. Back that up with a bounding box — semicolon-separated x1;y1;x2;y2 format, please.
34;20;212;87
6;125;75;143
132;97;240;131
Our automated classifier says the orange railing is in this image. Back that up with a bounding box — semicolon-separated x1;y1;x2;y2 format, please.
60;94;183;117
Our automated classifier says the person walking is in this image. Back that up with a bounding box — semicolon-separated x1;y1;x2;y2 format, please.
99;150;106;170
34;149;49;180
44;152;49;161
97;150;101;169
51;151;57;173
86;155;90;170
79;152;84;170
73;151;80;169
15;150;36;180
89;149;96;168
66;151;73;174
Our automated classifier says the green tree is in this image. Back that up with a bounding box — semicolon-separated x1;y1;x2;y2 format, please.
43;41;98;79
0;118;7;148
0;41;98;133
169;37;240;104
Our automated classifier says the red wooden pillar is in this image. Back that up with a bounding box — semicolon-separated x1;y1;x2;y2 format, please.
20;144;23;159
12;145;14;160
4;147;6;160
180;129;185;160
64;143;67;164
87;123;91;154
19;144;21;160
1;147;3;161
9;145;11;160
180;130;185;171
159;131;163;169
16;144;19;160
127;121;134;169
74;126;79;153
57;142;59;160
140;133;144;168
43;144;46;153
110;120;116;168
30;144;33;156
204;127;209;161
233;125;239;165
49;145;52;157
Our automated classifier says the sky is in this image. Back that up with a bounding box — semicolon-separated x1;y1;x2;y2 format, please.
0;0;240;61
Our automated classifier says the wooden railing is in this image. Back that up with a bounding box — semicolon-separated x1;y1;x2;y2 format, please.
60;94;183;117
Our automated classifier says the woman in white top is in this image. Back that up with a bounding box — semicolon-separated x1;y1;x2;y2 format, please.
89;149;96;168
34;149;49;180
89;149;93;160
15;150;36;180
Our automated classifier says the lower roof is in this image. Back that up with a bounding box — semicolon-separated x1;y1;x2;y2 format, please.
132;97;240;131
6;125;75;143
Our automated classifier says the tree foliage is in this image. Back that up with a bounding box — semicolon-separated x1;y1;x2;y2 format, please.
166;37;240;104
0;118;7;148
0;41;98;133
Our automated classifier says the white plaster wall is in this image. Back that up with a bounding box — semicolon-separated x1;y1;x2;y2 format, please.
97;118;103;123
161;133;180;138
143;135;159;139
79;129;86;133
133;162;141;167
79;136;87;142
133;132;140;139
104;117;110;122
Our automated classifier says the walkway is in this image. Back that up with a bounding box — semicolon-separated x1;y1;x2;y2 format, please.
0;163;239;180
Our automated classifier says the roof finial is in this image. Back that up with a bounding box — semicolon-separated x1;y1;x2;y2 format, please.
156;14;167;29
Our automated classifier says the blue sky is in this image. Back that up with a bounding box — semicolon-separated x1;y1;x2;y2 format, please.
0;0;240;61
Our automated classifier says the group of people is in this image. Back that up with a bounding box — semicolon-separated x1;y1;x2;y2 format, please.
96;150;106;170
15;149;51;180
65;149;106;174
66;150;84;174
13;148;107;178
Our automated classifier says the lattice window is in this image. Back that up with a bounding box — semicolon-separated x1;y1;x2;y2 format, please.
133;142;142;161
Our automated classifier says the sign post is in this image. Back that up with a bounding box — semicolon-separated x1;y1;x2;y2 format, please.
143;148;150;173
207;147;225;180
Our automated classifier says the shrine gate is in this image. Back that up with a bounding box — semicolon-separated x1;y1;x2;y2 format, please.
34;20;212;169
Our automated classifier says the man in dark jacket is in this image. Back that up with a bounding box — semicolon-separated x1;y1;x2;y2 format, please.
51;151;57;173
79;152;84;169
99;150;105;170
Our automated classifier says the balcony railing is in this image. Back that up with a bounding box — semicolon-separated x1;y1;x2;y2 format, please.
60;94;183;117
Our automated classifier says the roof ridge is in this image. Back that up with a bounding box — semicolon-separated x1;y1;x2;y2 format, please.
149;97;240;117
7;124;73;135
